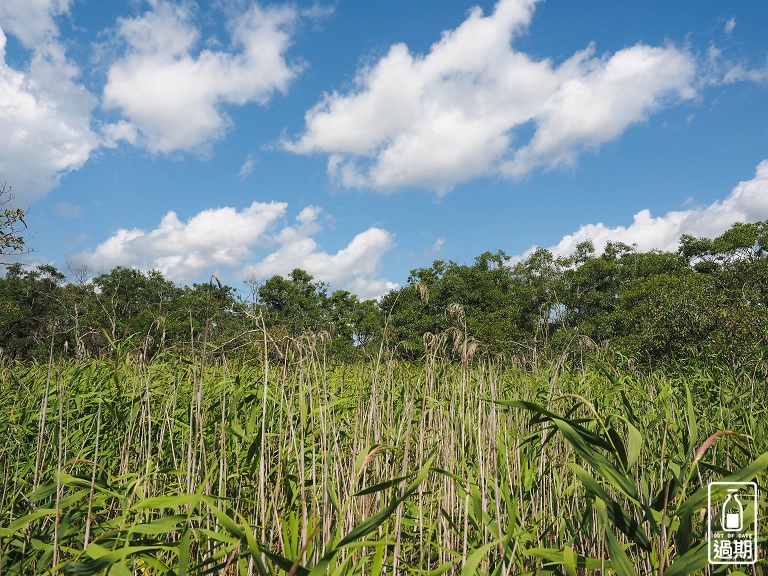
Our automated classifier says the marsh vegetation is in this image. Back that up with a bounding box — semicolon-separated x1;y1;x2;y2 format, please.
2;221;768;574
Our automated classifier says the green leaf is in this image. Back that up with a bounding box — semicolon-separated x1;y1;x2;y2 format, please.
7;508;57;532
462;539;501;576
353;475;408;497
562;546;578;576
127;515;189;535
207;503;245;540
326;478;341;513
262;548;309;576
624;420;643;470
525;548;607;570
370;538;386;576
554;418;638;501
684;384;698;457
178;527;190;576
662;542;709;576
595;498;639;576
132;493;208;511
63;546;166;576
677;452;768;517
355;445;373;475
496;400;638;499
675;506;692;556
569;464;650;551
309;455;434;576
427;561;457;576
493;399;611;449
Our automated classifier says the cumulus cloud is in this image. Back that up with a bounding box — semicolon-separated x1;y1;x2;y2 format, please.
501;44;696;176
0;0;304;201
285;0;696;193
513;159;768;262
72;202;397;299
243;206;397;299
0;4;98;203
103;1;300;153
0;0;73;47
101;120;139;148
346;277;400;301
73;201;287;280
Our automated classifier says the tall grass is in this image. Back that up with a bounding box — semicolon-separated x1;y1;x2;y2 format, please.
0;335;766;574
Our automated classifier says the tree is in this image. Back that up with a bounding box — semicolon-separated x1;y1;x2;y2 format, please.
258;269;328;337
89;267;185;354
0;184;29;262
560;241;623;345
0;263;67;359
380;251;539;360
509;247;565;355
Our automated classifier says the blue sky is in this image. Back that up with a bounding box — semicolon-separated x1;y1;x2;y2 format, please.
1;0;767;299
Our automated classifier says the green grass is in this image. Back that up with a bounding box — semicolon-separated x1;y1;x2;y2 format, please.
1;339;767;575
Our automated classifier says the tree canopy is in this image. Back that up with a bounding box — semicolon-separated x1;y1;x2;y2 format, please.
2;220;768;370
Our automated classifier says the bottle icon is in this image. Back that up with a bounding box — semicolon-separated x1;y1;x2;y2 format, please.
722;489;743;531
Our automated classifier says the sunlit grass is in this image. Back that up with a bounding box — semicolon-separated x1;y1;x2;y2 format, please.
1;337;767;575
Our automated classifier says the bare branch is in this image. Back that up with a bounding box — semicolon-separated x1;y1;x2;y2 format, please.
0;183;32;264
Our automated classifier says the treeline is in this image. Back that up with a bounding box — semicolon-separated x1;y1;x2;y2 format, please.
2;220;767;369
0;265;383;363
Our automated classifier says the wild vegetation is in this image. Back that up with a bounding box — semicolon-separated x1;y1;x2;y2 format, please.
1;220;768;574
2;220;768;371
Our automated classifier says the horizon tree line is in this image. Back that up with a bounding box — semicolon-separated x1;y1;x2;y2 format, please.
0;220;766;371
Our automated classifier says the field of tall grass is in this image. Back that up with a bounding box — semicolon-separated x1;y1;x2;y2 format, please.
1;334;767;575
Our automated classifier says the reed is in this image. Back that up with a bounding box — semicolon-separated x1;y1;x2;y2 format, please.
0;336;766;575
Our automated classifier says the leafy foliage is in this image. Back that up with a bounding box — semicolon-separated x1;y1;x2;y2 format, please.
2;220;768;574
0;184;28;262
2;220;768;371
1;348;766;574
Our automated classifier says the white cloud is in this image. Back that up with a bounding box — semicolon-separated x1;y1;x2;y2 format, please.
103;1;300;153
0;0;73;47
501;44;696;177
722;61;768;85
238;154;257;180
347;277;400;301
72;201;397;299
285;0;696;193
724;17;736;36
513;159;768;261
300;3;335;21
0;22;98;203
243;206;396;298
74;201;288;280
101;120;139;148
704;44;768;86
425;237;445;255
